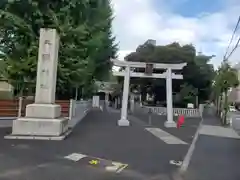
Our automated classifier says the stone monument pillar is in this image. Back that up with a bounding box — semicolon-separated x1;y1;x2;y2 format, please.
6;29;69;140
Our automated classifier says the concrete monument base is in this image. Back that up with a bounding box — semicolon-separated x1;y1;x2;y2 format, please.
26;104;61;118
5;117;70;140
118;119;130;126
4;129;72;141
164;121;176;128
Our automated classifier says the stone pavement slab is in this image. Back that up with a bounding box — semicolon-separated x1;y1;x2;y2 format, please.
199;125;240;139
0;110;193;179
183;108;240;180
184;135;240;180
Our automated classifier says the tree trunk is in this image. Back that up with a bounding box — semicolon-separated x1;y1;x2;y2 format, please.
216;95;219;114
217;94;222;116
222;91;228;125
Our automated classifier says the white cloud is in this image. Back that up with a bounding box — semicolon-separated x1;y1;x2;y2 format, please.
111;0;240;67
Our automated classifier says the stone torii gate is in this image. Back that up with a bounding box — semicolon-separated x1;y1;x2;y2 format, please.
111;59;186;128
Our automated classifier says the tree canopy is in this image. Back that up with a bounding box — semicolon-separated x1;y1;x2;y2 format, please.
120;41;215;107
0;0;117;99
212;60;239;124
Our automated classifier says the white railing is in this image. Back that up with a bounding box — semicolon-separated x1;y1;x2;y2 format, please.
134;103;202;117
147;106;200;117
68;99;92;127
17;97;92;127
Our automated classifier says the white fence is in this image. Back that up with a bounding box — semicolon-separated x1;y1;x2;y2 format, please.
68;99;92;127
134;103;203;117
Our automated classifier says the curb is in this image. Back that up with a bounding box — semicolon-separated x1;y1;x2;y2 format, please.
179;113;204;173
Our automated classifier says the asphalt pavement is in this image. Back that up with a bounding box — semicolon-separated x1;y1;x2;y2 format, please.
0;109;200;180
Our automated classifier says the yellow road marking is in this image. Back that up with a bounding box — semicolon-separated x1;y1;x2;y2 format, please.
65;152;128;173
89;159;99;165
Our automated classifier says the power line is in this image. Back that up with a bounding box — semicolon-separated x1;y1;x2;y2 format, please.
225;36;240;60
224;16;240;59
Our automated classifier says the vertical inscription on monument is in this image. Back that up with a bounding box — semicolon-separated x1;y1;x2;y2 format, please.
42;40;51;60
35;29;59;104
40;40;51;89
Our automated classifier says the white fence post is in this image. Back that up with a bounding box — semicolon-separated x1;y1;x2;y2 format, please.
69;99;75;120
199;104;205;117
18;97;23;118
92;96;100;108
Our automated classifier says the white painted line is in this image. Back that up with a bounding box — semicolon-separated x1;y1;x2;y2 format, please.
116;164;128;173
180;117;203;173
169;160;182;166
145;128;188;144
105;163;119;172
64;153;87;162
106;162;128;173
199;125;240;139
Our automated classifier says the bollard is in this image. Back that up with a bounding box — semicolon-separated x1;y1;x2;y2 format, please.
148;108;152;125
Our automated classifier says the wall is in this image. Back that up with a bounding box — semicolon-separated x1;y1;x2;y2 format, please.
68;99;92;128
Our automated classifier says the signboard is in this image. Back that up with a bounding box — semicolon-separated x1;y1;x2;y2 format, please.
95;81;118;93
145;63;153;75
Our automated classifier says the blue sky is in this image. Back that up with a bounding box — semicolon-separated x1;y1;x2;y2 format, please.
112;0;240;67
154;0;225;17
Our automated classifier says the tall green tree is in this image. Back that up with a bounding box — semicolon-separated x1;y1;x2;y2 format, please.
213;60;239;125
123;41;215;107
0;0;117;98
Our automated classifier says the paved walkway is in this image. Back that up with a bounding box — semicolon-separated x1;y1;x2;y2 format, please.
133;108;201;144
184;108;240;180
0;109;200;180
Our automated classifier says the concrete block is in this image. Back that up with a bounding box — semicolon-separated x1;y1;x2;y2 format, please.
26;104;61;119
12;117;68;136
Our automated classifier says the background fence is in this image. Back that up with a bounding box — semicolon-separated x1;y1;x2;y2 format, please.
0;97;92;119
0;99;19;117
68;99;92;127
134;103;203;117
